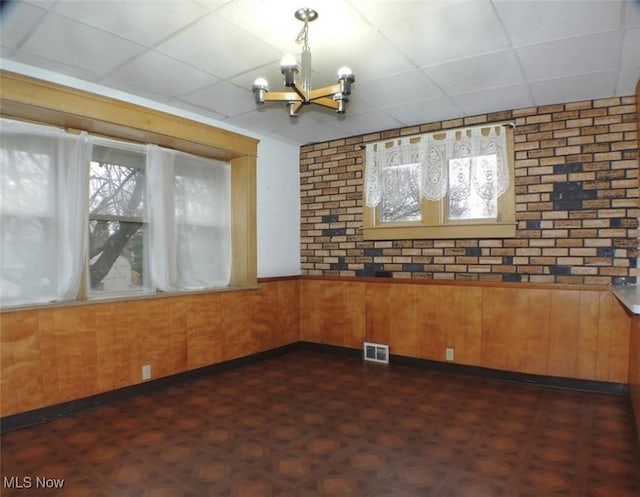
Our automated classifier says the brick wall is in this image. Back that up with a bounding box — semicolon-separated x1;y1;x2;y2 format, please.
300;97;639;285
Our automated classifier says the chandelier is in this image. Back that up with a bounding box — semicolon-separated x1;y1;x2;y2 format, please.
251;8;355;117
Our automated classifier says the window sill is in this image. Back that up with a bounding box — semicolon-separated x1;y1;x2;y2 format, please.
0;285;260;314
362;222;516;240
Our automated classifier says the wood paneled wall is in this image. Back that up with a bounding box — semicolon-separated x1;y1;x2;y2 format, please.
300;278;631;384
631;77;640;444
1;276;635;422
630;316;640;446
0;279;299;417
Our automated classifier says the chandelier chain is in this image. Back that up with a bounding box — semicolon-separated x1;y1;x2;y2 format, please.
295;22;310;51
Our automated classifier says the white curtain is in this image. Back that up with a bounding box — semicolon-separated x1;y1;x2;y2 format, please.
364;125;509;206
146;144;231;291
146;144;178;291
0;119;92;306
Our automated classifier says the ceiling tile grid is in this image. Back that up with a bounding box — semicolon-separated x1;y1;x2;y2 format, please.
0;0;638;145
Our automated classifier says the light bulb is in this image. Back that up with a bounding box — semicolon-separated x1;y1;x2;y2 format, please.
280;55;298;69
280;55;299;87
252;77;269;90
337;67;355;95
252;77;269;104
338;66;354;79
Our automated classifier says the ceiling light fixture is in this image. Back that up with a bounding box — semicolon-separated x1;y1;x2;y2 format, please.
252;8;355;117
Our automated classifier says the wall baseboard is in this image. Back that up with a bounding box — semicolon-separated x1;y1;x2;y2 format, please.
1;341;628;433
297;341;629;395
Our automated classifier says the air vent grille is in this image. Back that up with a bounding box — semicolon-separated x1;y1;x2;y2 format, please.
363;342;389;364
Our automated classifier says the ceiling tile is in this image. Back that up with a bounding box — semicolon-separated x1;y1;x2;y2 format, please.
312;28;416;82
276;121;350;145
155;14;282;79
451;84;533;116
53;1;208;47
378;0;510;67
517;31;623;81
0;0;633;146
180;81;258;117
22;0;56;7
95;78;174;104
328;109;402;137
529;71;618;106
616;66;640;96
623;0;640;27
225;107;299;133
494;0;621;47
357;70;443;109
0;2;47;50
622;27;640;68
169;100;228;123
423;49;526;96
383;97;463;127
348;0;447;27
4;52;103;82
106;50;219;99
19;13;146;76
218;0;371;54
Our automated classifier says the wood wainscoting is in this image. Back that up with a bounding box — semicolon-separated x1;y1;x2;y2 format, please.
632;77;640;446
1;276;634;425
0;278;299;417
300;277;631;384
631;316;640;445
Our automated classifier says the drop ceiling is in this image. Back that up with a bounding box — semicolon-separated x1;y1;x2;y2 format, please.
1;0;639;146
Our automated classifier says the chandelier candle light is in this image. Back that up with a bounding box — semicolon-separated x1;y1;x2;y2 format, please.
252;8;355;117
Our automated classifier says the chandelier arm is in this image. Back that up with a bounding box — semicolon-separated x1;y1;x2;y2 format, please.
289;81;308;102
311;97;341;110
290;101;304;116
308;84;342;101
263;91;303;102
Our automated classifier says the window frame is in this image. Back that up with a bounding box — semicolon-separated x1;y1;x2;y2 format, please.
363;125;516;240
0;70;258;309
87;139;152;299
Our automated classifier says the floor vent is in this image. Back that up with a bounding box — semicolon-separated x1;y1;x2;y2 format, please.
363;342;389;364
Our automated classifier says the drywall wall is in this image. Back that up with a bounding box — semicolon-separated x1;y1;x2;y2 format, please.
256;138;301;277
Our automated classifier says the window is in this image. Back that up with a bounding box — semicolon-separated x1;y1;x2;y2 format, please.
89;141;150;296
1;119;233;308
1;72;258;309
91;140;232;298
363;124;515;240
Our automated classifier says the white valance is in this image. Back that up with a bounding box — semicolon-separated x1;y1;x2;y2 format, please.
364;124;510;206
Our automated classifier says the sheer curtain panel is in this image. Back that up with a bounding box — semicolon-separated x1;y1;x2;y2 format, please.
0;119;92;306
146;145;231;291
364;125;509;208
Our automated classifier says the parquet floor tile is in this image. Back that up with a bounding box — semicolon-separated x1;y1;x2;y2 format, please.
2;350;639;496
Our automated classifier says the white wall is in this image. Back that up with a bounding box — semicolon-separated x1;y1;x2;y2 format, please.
1;61;302;278
256;139;301;277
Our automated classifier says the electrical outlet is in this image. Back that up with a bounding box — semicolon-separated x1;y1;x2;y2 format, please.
142;364;151;380
445;348;454;361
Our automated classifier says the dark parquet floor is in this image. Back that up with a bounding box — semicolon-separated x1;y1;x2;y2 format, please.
1;350;639;497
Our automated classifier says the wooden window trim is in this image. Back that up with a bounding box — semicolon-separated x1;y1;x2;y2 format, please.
0;70;258;294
